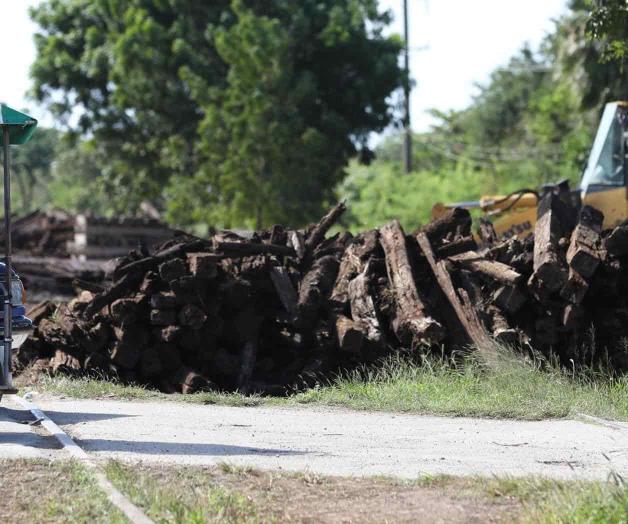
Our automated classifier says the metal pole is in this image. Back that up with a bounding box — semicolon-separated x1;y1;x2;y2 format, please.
2;126;12;388
403;0;412;173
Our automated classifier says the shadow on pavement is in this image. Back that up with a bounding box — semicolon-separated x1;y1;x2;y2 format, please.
0;431;62;450
76;438;309;457
0;406;134;425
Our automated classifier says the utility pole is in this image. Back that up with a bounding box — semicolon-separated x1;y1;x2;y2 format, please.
402;0;412;173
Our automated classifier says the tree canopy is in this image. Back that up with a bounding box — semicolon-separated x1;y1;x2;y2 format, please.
586;0;628;61
27;0;628;233
339;1;628;231
30;0;404;228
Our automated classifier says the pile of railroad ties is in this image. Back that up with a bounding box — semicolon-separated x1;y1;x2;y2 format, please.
15;191;628;394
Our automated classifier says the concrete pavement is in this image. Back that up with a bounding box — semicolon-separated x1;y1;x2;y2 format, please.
1;396;625;480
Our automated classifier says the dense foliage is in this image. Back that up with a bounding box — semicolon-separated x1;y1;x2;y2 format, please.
586;0;628;61
339;1;628;231
29;0;403;227
23;0;628;232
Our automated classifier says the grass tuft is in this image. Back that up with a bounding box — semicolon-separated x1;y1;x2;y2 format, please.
482;476;628;523
524;482;628;523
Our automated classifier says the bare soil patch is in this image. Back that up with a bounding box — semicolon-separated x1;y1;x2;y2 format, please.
116;462;521;523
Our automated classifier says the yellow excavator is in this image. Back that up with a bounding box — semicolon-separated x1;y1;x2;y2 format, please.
433;101;628;237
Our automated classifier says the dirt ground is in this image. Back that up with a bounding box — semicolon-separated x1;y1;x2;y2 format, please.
0;459;123;523
0;459;45;522
130;463;522;523
0;459;521;523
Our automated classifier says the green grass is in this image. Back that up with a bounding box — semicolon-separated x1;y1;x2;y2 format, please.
288;352;628;420
483;476;628;523
32;374;261;406
105;461;260;524
28;349;628;421
531;483;628;523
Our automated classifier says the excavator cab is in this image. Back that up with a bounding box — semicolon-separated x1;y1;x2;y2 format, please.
580;101;628;228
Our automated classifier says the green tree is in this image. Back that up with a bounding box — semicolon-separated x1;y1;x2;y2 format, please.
586;0;628;61
339;3;616;232
551;2;628;109
30;0;403;227
11;127;60;213
46;139;113;215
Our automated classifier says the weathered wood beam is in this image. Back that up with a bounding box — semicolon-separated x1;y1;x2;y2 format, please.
347;263;383;345
448;251;522;285
335;315;364;354
380;220;443;345
416;232;489;347
527;192;572;299
421;207;472;243
566;205;605;278
270;266;298;320
305;202;347;253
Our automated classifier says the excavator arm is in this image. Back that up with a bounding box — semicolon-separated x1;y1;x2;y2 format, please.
432;189;540;239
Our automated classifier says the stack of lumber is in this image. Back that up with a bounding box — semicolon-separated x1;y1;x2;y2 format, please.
6;210;75;257
67;214;174;259
8;210;174;260
13;256;112;296
15;195;628;394
6;210;174;296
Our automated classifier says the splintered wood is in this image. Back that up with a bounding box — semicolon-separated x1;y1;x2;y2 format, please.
15;198;628;395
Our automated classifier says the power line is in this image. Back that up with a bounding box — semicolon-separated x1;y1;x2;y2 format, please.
418;140;570;165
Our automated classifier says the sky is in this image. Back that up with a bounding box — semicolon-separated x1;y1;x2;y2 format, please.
1;0;568;132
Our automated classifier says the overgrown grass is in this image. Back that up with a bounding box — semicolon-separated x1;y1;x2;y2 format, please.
27;347;628;421
529;483;628;523
289;351;628;420
105;461;260;524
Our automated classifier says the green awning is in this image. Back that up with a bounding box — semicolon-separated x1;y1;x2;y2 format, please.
0;104;38;145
